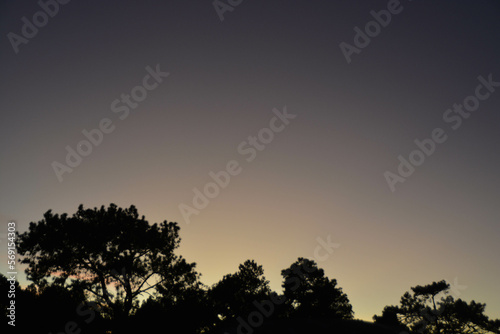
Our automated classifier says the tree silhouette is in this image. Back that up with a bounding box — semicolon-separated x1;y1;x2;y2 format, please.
13;204;500;334
281;257;353;320
16;204;197;332
411;280;450;332
209;260;271;326
439;296;500;334
374;280;500;334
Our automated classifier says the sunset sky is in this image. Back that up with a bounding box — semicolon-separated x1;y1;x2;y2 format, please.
1;0;499;322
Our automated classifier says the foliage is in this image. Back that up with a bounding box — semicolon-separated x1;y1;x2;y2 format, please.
281;257;354;320
17;203;198;324
374;280;500;334
209;259;271;323
14;205;499;333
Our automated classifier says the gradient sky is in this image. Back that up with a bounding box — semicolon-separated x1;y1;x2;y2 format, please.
1;0;499;322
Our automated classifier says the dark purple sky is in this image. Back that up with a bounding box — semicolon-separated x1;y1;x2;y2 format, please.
1;0;499;321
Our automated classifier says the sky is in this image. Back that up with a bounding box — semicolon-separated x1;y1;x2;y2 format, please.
1;0;499;322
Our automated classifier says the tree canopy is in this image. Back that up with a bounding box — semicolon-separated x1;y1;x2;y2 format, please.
374;280;500;334
281;257;354;320
210;259;271;321
8;204;499;334
17;204;197;325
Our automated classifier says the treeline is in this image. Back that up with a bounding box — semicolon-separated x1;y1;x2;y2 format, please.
1;258;357;333
2;204;499;334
